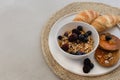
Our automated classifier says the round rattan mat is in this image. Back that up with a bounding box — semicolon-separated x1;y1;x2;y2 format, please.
41;2;120;80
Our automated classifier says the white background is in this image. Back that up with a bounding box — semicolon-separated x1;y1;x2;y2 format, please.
0;0;119;80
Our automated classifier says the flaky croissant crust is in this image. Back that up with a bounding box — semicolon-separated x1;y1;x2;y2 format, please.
91;15;120;32
73;10;120;32
73;10;99;24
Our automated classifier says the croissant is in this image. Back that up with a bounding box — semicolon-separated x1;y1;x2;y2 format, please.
91;15;120;32
73;10;99;24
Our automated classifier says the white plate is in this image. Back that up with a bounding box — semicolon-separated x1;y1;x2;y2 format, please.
48;12;120;76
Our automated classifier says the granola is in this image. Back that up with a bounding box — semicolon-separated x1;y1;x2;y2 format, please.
58;26;94;55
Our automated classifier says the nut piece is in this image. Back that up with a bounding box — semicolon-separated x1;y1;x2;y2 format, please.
97;55;102;58
105;60;109;64
108;53;112;57
109;57;113;61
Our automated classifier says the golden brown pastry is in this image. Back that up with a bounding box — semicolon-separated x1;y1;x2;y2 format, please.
73;10;99;24
95;47;119;67
99;33;120;51
91;15;120;32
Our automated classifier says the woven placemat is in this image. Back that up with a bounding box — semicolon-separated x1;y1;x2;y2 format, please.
41;2;120;80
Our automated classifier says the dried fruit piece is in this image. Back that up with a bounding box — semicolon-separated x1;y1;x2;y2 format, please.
61;43;69;51
72;29;81;35
68;33;78;42
64;32;69;37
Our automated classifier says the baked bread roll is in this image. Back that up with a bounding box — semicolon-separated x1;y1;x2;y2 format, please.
99;33;120;51
91;15;120;32
95;47;120;67
73;10;99;24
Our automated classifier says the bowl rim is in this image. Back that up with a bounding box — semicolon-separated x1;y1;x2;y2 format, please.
56;21;99;58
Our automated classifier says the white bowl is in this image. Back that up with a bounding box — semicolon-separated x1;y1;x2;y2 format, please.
56;21;99;59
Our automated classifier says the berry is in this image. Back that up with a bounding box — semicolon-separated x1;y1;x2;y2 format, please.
58;35;63;40
82;37;88;43
84;33;88;37
78;34;84;41
79;34;88;43
90;63;94;69
61;43;69;51
83;58;94;73
84;33;89;38
84;58;91;65
77;26;83;31
84;31;92;38
76;51;81;55
83;65;91;73
105;35;112;41
81;52;86;55
68;33;78;42
64;32;68;37
86;31;92;36
72;29;81;35
76;51;86;55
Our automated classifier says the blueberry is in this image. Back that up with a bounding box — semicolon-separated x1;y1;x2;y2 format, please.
64;32;68;37
90;63;94;69
83;31;92;38
77;26;83;31
84;58;94;69
61;43;69;51
82;37;88;43
81;52;86;55
83;58;94;73
84;58;91;65
84;33;89;38
105;35;112;41
79;34;88;43
58;35;62;40
79;34;88;42
83;65;91;73
76;51;81;55
68;33;78;42
76;51;86;55
78;34;84;41
70;51;82;55
72;29;81;35
86;31;92;36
